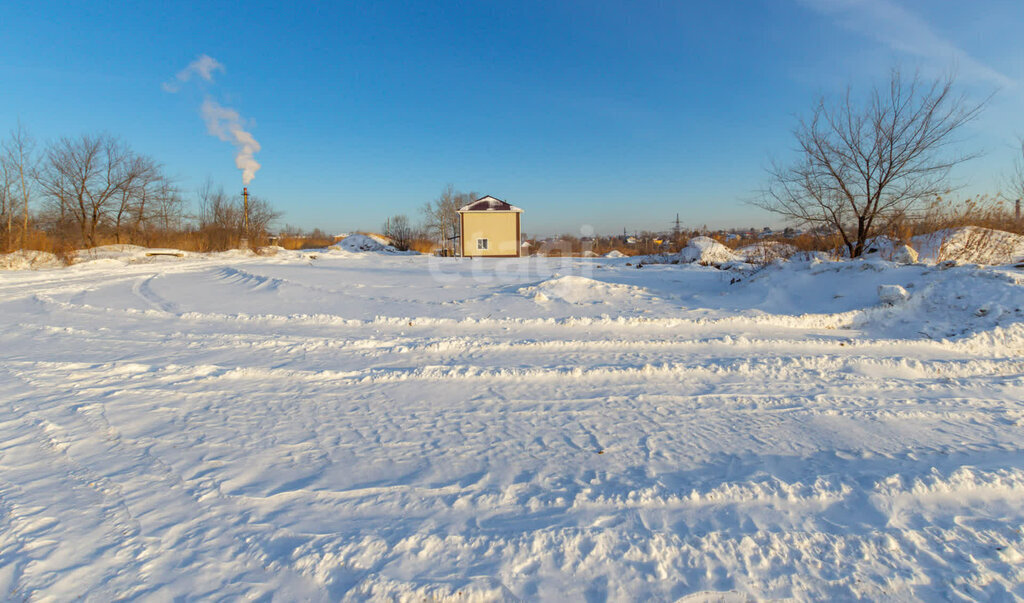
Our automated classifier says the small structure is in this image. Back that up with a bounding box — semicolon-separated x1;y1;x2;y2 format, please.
458;195;523;257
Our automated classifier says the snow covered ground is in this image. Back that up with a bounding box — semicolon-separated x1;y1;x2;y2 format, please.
1;248;1023;600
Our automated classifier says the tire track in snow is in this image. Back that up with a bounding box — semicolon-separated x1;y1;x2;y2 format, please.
3;255;1024;599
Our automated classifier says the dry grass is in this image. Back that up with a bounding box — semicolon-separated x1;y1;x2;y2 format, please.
408;238;438;254
16;230;77;265
278;234;336;250
588;242;642;257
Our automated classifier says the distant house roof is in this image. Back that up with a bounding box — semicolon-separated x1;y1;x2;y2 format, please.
458;195;523;213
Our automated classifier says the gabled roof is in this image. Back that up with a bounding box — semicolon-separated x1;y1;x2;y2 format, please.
458;195;524;213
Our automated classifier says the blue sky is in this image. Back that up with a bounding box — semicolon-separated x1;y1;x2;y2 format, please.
2;0;1022;235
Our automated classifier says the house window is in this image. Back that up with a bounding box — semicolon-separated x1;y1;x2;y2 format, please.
477;238;488;250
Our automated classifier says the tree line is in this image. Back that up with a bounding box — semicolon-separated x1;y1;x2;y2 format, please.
0;123;280;255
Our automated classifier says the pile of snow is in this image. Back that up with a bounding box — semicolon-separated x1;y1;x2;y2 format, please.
912;226;1024;265
877;284;910;305
890;244;918;264
678;236;738;265
333;233;398;253
844;227;1024;266
836;235;903;259
735;241;798;264
604;250;626;258
858;235;900;257
0;250;64;270
520;275;648;304
75;245;191;266
77;244;150;259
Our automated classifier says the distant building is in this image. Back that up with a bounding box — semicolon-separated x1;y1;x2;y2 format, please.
458;195;524;257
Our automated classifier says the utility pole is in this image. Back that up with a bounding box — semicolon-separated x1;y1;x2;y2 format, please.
1016;199;1021;222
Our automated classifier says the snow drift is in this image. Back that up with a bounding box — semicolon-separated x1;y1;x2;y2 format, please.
332;233;399;253
520;275;650;304
0;250;64;270
913;226;1024;265
736;241;798;264
679;236;738;265
852;226;1024;265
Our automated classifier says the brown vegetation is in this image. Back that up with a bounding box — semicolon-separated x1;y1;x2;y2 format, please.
277;228;337;250
0;124;284;259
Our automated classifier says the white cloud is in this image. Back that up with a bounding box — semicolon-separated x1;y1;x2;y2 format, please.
799;0;1015;88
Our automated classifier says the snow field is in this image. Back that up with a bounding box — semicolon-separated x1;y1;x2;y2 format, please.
1;249;1023;600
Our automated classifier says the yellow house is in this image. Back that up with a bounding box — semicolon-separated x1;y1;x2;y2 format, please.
459;195;524;257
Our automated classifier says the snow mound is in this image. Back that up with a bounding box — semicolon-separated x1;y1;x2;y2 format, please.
75;245;190;265
854;265;1024;339
0;250;64;270
81;244;149;256
878;284;909;305
847;227;1024;265
333;234;397;253
736;241;797;264
520;275;648;304
604;250;626;258
679;236;738;265
891;245;918;264
912;226;1024;265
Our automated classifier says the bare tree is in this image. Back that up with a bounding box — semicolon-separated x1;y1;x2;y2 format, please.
758;70;985;257
197;182;241;250
421;184;477;254
244;193;282;243
148;181;186;236
112;154;162;243
3;121;36;248
196;181;280;250
0;156;13;250
37;134;142;247
383;214;414;251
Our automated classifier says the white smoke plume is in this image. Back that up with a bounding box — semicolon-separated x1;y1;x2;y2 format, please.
164;55;262;184
201;98;261;185
162;54;224;93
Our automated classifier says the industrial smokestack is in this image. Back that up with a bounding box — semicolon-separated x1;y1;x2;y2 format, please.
240;187;250;249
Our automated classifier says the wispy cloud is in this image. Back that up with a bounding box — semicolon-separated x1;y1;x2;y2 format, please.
799;0;1015;88
162;54;225;93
